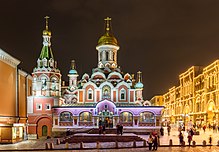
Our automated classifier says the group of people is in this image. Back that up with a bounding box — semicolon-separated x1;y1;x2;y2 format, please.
178;128;194;146
147;134;159;151
116;124;123;135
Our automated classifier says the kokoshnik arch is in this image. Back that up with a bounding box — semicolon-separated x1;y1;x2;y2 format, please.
27;17;163;139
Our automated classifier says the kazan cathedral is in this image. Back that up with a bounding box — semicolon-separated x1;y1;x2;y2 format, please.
27;17;163;139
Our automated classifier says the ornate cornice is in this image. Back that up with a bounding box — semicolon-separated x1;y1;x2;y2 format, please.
0;48;20;68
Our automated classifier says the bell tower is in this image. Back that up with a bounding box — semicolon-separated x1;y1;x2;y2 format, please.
96;17;120;69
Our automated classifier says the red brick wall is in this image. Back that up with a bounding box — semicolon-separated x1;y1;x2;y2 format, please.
37;117;52;137
33;97;53;114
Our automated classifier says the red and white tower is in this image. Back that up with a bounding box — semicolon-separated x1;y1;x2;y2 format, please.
27;16;61;139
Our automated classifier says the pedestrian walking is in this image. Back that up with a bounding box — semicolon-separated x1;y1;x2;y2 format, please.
103;125;106;135
160;126;164;136
152;135;158;150
99;125;103;135
119;124;123;135
187;133;192;146
209;135;212;145
203;125;206;133
147;134;153;150
178;132;184;146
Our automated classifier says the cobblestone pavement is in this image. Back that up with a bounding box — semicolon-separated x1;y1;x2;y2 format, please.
3;146;219;152
0;126;219;151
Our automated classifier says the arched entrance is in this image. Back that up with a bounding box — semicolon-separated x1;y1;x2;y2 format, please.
99;110;113;128
207;101;215;125
42;125;47;136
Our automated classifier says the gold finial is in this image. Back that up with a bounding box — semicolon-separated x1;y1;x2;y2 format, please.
137;71;142;82
71;60;76;70
104;17;111;32
45;16;50;30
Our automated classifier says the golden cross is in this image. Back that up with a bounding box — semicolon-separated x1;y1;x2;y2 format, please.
44;16;50;30
104;17;111;31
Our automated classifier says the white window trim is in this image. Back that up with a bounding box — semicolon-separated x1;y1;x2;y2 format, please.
87;88;93;100
36;103;42;110
120;88;126;100
45;103;51;110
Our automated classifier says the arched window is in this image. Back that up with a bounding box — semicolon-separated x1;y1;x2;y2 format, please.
87;89;93;100
60;111;73;122
139;112;155;123
120;89;126;100
119;112;133;123
106;51;109;61
79;112;92;122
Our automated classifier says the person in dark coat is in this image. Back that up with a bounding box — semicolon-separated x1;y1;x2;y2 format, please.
147;135;153;150
119;124;123;135
116;124;120;135
160;127;164;136
152;135;158;150
103;125;106;135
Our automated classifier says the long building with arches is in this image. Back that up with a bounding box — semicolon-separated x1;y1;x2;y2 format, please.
162;60;219;128
27;17;163;139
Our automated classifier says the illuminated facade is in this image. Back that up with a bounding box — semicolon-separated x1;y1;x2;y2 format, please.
27;17;163;138
0;48;32;143
27;17;61;139
53;17;163;131
150;96;164;106
162;61;219;127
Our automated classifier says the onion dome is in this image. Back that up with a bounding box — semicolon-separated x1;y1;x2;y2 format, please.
97;17;118;46
135;82;144;89
68;60;78;75
69;69;78;74
39;16;53;60
135;71;144;89
43;16;51;36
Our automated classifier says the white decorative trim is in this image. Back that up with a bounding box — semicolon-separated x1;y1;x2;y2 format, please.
0;48;20;67
18;69;28;77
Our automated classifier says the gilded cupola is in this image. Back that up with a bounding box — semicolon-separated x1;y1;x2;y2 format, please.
97;17;118;46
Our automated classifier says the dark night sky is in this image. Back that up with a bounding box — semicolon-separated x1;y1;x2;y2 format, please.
1;0;219;100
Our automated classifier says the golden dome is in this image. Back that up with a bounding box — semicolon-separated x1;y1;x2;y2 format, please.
98;32;118;46
42;16;51;36
43;29;51;36
97;17;118;46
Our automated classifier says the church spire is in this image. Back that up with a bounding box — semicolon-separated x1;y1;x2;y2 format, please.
137;71;142;83
39;16;53;60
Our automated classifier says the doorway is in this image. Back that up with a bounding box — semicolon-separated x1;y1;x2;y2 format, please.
42;125;48;136
99;110;113;128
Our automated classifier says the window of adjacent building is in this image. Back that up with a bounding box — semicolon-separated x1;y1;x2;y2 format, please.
87;89;93;100
120;89;126;100
45;103;51;110
36;103;42;110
